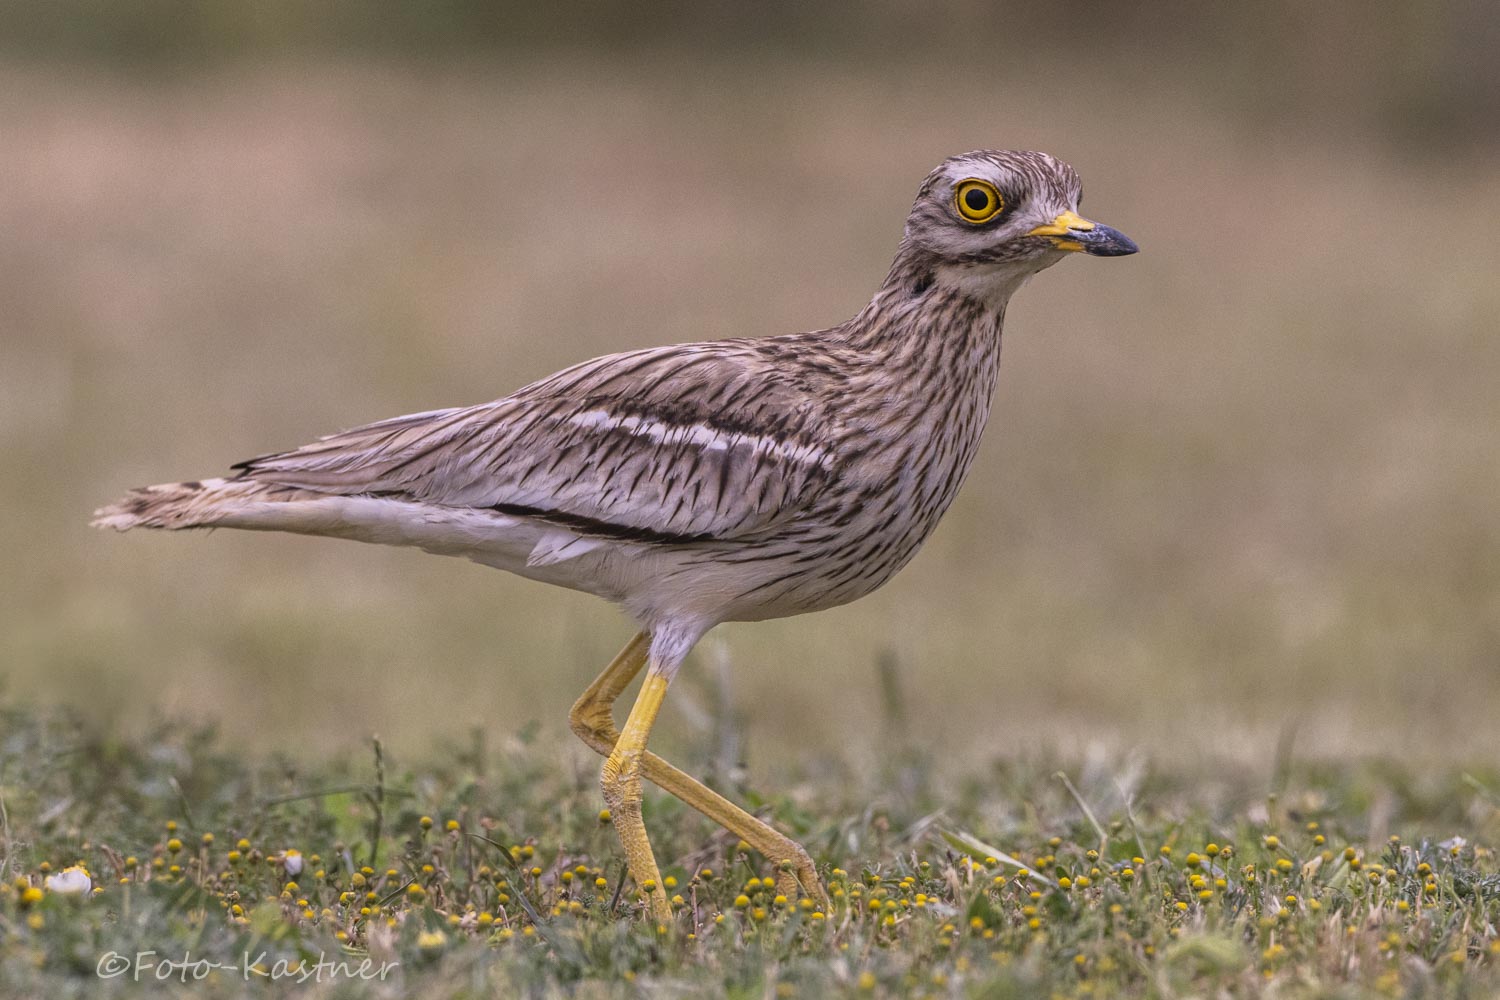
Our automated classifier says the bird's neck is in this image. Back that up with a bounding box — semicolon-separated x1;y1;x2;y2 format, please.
840;245;1017;364
829;252;1010;478
807;248;1015;586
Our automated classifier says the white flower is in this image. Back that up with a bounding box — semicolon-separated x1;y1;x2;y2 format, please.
44;865;92;895
281;849;303;876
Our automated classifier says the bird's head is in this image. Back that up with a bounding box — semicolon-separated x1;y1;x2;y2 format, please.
897;149;1137;301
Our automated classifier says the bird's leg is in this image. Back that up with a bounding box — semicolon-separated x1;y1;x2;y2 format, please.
599;659;673;923
570;631;652;755
570;633;828;910
647;751;827;907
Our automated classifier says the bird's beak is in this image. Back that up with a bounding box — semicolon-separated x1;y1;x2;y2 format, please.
1026;210;1139;257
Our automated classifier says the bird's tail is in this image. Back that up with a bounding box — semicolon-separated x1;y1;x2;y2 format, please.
91;477;292;531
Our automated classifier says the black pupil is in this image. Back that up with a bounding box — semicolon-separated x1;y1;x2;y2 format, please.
964;188;991;212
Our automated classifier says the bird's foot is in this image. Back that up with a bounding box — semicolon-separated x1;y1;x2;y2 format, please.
771;842;830;910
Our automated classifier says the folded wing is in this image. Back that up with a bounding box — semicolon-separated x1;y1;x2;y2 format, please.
233;341;842;543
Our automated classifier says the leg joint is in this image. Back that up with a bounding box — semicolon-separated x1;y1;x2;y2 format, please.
600;748;646;810
568;697;614;743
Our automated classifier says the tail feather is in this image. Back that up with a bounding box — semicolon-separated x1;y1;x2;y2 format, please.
92;475;548;570
91;477;292;531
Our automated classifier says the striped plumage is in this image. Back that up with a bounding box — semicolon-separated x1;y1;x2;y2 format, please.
94;149;1137;917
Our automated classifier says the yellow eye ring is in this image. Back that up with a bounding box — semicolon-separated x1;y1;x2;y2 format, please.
953;179;1004;224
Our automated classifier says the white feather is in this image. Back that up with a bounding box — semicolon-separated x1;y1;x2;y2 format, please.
526;530;604;567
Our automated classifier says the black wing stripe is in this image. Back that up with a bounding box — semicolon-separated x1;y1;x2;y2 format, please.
490;502;718;546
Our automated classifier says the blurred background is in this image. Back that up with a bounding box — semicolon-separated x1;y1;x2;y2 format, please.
3;1;1497;771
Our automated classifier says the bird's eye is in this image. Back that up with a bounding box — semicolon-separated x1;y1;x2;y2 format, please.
953;179;1004;224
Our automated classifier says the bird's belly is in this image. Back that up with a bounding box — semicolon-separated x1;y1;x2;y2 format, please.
699;509;945;623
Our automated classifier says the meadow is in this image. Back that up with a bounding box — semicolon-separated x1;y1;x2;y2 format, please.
4;705;1499;997
2;12;1499;995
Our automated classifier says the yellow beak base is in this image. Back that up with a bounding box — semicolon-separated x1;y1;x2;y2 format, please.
1025;210;1097;239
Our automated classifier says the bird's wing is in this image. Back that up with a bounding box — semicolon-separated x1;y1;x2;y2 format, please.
232;341;842;542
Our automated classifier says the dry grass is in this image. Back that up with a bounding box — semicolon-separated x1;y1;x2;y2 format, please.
2;55;1498;769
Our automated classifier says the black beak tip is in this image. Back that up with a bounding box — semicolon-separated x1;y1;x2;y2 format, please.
1081;224;1139;257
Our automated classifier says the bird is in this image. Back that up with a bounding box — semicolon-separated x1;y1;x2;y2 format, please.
94;149;1137;921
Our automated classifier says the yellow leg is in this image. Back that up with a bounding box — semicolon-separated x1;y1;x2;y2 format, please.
571;633;828;911
600;664;672;922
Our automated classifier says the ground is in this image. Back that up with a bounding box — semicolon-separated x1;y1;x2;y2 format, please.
2;705;1497;998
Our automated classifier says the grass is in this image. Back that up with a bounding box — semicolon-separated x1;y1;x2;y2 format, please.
3;704;1499;997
